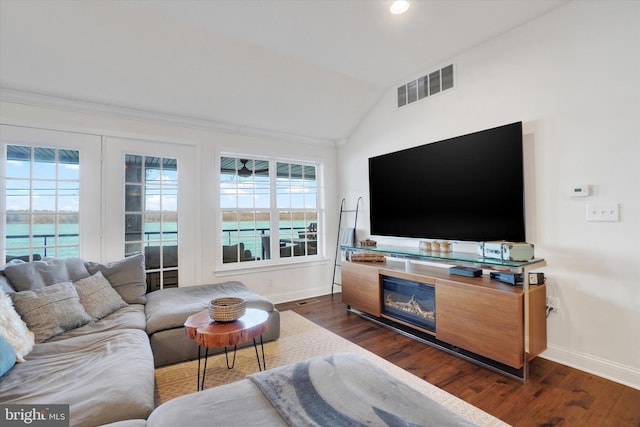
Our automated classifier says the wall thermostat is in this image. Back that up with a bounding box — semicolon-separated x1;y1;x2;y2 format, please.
568;185;590;198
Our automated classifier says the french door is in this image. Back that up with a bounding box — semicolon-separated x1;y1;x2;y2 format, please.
102;137;198;290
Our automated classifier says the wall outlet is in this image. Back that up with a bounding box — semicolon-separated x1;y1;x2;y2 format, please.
547;296;559;313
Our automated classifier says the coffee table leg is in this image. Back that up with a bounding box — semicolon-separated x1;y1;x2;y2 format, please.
253;335;266;371
200;347;209;391
224;345;238;369
197;345;201;391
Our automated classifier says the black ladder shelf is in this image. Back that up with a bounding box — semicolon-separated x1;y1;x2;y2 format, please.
331;197;362;295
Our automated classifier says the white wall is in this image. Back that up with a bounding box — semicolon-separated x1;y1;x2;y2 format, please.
338;1;640;389
0;101;339;304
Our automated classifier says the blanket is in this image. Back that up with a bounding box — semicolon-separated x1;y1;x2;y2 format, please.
249;353;478;427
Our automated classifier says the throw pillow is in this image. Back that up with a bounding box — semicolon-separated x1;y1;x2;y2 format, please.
10;281;92;343
74;271;128;321
84;254;147;304
4;257;91;292
0;336;17;377
1;258;24;293
1;274;14;294
0;291;35;361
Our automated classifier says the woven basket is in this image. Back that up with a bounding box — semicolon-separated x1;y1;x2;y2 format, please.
208;297;247;322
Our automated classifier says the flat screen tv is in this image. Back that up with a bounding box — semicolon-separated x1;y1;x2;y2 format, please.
368;122;525;242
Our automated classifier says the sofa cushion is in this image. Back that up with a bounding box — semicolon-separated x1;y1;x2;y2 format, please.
4;257;90;292
74;271;128;321
145;281;275;336
85;254;147;304
10;281;92;343
147;378;287;427
1;259;27;294
48;304;146;342
0;329;155;427
0;336;16;378
0;291;34;361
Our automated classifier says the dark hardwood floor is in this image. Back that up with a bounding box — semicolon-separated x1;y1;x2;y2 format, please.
276;294;640;427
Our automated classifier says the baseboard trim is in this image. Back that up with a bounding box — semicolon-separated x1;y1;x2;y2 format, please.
270;286;331;305
541;343;640;391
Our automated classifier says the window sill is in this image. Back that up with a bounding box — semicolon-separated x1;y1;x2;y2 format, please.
214;256;331;277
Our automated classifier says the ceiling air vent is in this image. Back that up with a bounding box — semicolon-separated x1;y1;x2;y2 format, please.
397;63;454;108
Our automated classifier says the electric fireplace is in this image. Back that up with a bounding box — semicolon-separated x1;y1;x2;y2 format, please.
382;275;435;333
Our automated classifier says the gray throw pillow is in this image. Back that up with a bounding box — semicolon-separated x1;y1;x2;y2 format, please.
84;254;147;304
10;281;92;343
4;257;90;292
0;274;14;294
74;271;128;321
1;259;22;293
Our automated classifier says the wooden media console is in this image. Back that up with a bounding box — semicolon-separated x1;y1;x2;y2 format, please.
340;245;547;380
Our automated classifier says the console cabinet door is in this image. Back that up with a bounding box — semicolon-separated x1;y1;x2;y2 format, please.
341;262;381;316
528;285;547;360
436;279;524;368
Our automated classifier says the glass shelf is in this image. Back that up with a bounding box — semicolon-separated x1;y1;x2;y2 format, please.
341;244;545;270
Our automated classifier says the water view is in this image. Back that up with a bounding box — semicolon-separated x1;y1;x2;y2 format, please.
5;221;311;260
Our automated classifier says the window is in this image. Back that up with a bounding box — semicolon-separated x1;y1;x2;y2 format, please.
220;155;319;265
2;127;192;280
4;145;80;262
276;162;318;259
124;155;179;291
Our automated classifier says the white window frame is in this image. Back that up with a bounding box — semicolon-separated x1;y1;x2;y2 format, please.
1;125;102;261
217;153;323;270
102;137;199;286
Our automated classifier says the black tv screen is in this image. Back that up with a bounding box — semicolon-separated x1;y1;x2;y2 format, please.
368;122;525;242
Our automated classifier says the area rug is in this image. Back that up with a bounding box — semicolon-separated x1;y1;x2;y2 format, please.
154;310;509;427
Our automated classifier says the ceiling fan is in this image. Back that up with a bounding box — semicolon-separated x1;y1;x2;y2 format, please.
237;159;268;177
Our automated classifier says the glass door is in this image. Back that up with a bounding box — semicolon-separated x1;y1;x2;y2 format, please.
103;137;197;291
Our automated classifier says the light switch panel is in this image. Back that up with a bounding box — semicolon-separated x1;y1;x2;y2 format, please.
586;203;620;222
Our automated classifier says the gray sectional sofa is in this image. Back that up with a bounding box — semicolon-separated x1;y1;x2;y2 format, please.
0;255;280;427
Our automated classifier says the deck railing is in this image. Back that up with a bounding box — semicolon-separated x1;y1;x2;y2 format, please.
5;226;310;259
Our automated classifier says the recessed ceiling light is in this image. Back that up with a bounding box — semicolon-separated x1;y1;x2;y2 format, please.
390;0;410;15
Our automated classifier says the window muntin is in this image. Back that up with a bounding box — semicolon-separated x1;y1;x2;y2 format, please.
124;154;178;291
4;145;80;262
220;155;319;265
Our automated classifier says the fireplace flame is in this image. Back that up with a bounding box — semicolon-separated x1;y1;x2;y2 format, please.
386;294;435;321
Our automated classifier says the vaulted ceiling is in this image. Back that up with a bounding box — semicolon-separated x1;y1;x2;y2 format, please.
0;0;568;142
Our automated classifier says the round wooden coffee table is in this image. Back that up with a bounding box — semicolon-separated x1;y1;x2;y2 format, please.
184;308;269;390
